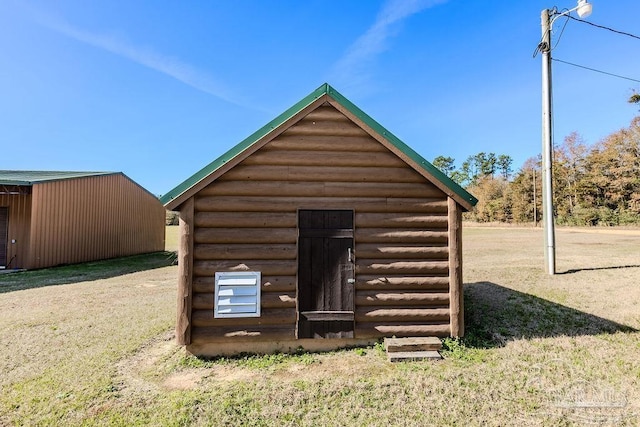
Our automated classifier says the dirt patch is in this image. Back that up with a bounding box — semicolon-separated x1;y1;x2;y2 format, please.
162;370;205;390
208;366;262;383
274;350;390;383
113;330;264;392
114;331;389;393
115;330;182;394
162;364;264;390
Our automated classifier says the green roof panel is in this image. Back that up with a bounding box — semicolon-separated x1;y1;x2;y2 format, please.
0;170;114;186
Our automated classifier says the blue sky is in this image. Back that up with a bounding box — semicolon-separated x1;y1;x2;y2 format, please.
1;0;639;196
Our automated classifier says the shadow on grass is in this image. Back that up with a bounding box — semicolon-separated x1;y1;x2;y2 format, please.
0;251;177;293
462;281;636;349
559;264;640;274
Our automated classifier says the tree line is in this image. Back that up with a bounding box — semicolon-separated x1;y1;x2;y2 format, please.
434;115;640;226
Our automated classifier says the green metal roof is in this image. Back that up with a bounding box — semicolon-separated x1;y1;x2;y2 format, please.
160;83;477;209
0;170;114;186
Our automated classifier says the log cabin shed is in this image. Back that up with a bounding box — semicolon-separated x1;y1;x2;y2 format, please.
0;171;165;270
161;84;477;356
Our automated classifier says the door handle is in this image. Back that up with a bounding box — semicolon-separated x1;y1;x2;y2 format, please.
348;247;353;263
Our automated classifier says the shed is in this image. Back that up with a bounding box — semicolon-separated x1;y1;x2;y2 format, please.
161;84;477;356
0;171;165;270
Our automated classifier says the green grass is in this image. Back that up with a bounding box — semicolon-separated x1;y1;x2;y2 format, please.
0;251;177;293
178;350;319;370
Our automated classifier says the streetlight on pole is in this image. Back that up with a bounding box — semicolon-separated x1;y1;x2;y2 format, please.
539;0;592;275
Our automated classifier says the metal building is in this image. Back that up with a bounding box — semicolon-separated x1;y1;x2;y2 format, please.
0;171;165;270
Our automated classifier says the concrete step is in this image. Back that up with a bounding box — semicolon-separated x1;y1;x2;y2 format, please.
387;350;443;362
384;337;442;353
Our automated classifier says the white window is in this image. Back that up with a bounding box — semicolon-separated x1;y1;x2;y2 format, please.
214;271;261;318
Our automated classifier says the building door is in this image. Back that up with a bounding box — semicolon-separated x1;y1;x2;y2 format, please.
297;209;355;339
0;207;8;268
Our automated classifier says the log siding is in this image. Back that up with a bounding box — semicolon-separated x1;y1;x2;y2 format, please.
188;104;456;344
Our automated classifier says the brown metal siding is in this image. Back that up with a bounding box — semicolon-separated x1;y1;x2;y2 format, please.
28;173;165;269
0;207;7;266
0;193;32;269
188;103;452;345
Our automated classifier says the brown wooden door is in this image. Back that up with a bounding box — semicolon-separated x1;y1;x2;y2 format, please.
0;207;8;268
297;210;354;339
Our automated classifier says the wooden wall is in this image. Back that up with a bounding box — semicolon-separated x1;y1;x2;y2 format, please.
27;173;165;269
0;192;32;268
187;103;457;346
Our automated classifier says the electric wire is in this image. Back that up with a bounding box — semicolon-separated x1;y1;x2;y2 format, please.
533;9;577;57
533;9;640;57
552;58;640;83
567;15;640;41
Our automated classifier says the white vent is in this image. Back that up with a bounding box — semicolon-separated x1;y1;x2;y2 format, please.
214;272;261;318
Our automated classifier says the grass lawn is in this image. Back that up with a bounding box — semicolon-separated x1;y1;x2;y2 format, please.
0;226;638;426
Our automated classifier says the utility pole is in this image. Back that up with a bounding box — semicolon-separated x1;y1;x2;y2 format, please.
540;8;556;275
538;1;592;275
533;169;537;226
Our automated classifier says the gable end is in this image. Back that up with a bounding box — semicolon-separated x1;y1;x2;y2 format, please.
161;84;477;211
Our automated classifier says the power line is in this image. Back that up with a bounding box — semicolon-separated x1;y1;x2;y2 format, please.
533;13;640;57
567;15;640;41
552;58;640;83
